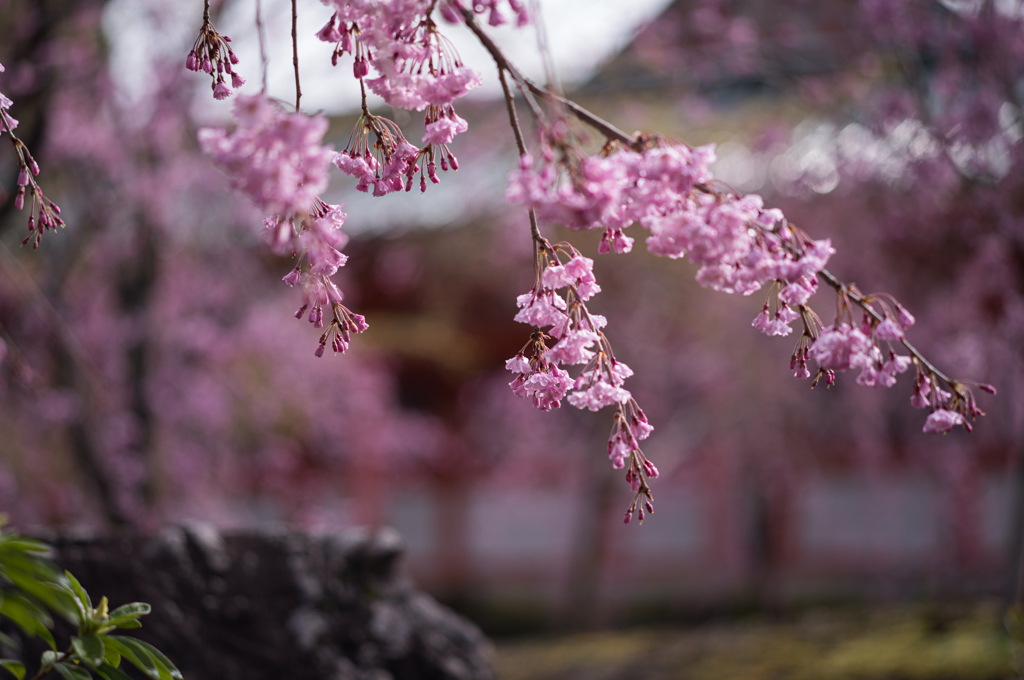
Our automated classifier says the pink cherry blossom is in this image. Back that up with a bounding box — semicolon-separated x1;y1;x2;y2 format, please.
566;379;632;411
922;408;966;434
599;227;634;254
809;323;873;372
541;255;601;300
542;329;599;365
422;113;469;146
514;288;569;327
874;317;905;341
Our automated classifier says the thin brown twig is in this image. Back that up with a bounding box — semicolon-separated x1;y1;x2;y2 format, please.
256;0;268;94
291;0;301;110
499;65;544;246
499;68;528;157
459;7;641;148
523;81;637;148
528;0;561;94
359;78;370;118
457;6;546;120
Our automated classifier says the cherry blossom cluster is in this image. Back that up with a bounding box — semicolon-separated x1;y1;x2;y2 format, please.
505;121;992;437
333;108;462;196
200;95;366;355
509;139;743;267
185;11;243;100
792;291;993;434
316;0;482;189
507;137;833;296
1;62;65;249
276;200;369;357
199;95;334;216
506;243;658;522
317;0;482;112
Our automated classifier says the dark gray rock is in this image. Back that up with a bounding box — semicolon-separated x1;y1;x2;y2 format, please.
44;524;493;680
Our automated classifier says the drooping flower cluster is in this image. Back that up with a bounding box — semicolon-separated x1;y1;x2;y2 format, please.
1;62;65;248
506;127;991;436
506;243;658;522
276;200;368;357
808;321;910;386
317;0;478;187
317;0;482;112
507;142;714;235
507;140;835;304
791;294;992;434
201;96;367;355
333;110;460;196
186;14;244;100
199;95;334;216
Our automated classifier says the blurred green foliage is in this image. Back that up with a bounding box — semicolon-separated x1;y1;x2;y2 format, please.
0;521;180;680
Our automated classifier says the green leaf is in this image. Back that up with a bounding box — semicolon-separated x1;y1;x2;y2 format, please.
101;643;120;669
103;602;150;632
122;639;180;680
53;662;92;680
0;535;51;553
3;574;77;623
0;591;56;649
63;572;91;623
0;537;54;566
104;637;159;680
71;636;105;668
96;663;133;680
106;603;150;621
0;541;63;591
0;660;25;680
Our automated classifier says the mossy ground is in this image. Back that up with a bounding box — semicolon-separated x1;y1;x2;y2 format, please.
493;601;1015;680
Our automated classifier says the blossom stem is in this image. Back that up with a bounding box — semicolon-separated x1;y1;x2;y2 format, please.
256;0;268;94
458;7;545;120
523;80;638;149
291;0;301;111
497;67;545;246
359;78;370;119
498;68;527;159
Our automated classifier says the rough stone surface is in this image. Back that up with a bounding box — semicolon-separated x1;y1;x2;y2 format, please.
41;524;494;680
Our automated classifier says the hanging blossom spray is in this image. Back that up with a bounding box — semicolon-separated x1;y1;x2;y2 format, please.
179;0;995;523
1;61;66;248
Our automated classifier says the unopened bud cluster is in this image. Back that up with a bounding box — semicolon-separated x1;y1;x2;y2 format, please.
186;16;244;100
1;62;65;248
334;111;462;196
